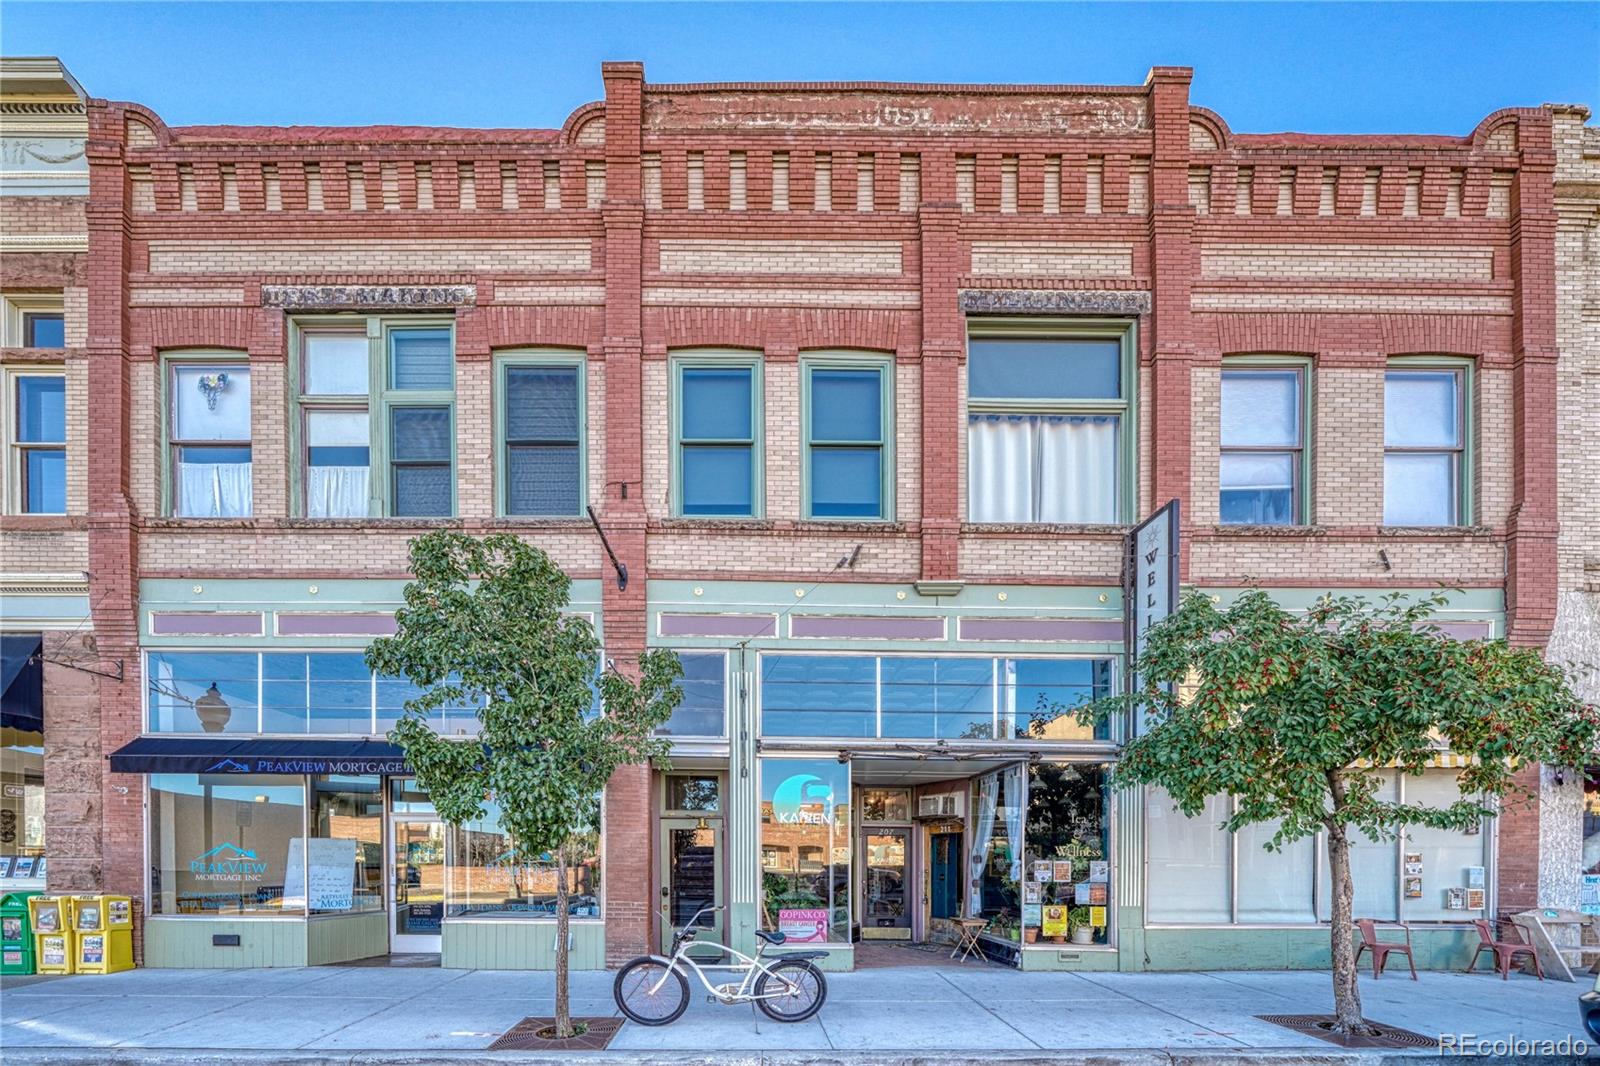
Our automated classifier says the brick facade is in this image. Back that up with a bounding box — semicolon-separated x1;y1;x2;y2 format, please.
1;60;1577;960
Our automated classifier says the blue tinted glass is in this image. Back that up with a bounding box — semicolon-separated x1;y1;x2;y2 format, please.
147;651;259;733
309;654;373;733
393;466;451;517
507;444;580;516
681;368;752;440
506;366;579;440
682;446;752;515
179;445;253;465
309;446;371;467
811;369;880;442
1002;659;1111;739
390;407;451;462
16;376;65;442
659;652;726;736
968;338;1120;400
376;673;479;734
881;658;994;739
23;314;64;348
23;449;65;513
389;329;453;390
811;448;881;518
1219;453;1295;525
761;655;876;737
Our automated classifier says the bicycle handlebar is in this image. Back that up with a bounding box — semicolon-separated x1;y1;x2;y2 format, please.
678;903;724;935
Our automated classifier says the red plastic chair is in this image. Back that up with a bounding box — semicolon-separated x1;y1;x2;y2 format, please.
1354;918;1417;980
1465;918;1544;980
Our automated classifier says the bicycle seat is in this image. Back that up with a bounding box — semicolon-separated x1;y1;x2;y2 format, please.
754;929;787;946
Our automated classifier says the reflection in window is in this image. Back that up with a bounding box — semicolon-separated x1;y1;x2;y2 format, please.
1023;762;1111;944
679;365;756;516
666;775;720;812
760;758;850;943
969;766;1023;930
1384;369;1463;526
147;651;260;733
880;658;993;739
149;773;304;915
1;634;45;876
13;374;66;514
1220;368;1302;525
1006;659;1113;740
761;656;876;737
860;789;910;822
657;652;725;736
262;653;373;733
308;775;384;914
448;796;601;918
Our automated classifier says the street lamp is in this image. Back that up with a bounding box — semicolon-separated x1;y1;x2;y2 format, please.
194;683;231;733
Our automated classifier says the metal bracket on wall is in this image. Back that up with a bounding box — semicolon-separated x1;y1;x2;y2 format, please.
37;652;124;682
586;505;629;591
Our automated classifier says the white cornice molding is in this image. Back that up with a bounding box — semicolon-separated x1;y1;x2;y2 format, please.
0;233;88;253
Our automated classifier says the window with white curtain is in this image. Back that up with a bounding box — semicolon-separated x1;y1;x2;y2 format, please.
966;332;1127;524
1220;367;1304;525
301;332;370;518
170;362;252;518
1384;367;1464;526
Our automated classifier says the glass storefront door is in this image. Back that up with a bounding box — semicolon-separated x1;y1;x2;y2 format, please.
390;819;445;952
659;816;724;956
861;827;911;938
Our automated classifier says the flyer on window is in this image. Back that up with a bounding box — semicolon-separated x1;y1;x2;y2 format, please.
1404;876;1423;898
1032;860;1052;884
1466;866;1485;889
1088;861;1109;883
1052;860;1073;884
1466;888;1486;910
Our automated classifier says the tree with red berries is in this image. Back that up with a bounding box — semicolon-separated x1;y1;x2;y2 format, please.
1076;589;1597;1035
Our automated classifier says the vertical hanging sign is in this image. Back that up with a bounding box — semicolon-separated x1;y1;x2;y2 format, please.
1123;499;1180;736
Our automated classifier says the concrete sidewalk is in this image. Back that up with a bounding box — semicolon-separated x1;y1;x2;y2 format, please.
0;962;1586;1060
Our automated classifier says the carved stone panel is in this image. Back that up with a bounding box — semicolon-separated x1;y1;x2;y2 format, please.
644;91;1150;135
958;289;1152;316
260;284;476;311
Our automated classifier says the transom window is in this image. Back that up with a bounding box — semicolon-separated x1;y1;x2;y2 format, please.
805;359;890;520
966;326;1132;524
6;370;66;514
501;358;583;516
1384;366;1466;526
1220;366;1305;525
169;360;252;518
294;320;456;518
674;355;761;517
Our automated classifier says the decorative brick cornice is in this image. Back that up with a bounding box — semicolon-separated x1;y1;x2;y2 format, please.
260;284;476;311
958;288;1151;315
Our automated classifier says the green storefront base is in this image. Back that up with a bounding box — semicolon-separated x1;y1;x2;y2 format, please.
144;912;387;968
1141;922;1478;972
441;920;605;970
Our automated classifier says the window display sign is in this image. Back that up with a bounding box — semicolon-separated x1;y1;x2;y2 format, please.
1041;905;1069;938
1088;861;1109;883
1581;875;1600;917
282;837;359;911
778;908;828;943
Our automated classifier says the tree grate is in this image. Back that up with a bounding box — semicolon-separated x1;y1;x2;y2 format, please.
487;1016;622;1051
1257;1013;1438;1049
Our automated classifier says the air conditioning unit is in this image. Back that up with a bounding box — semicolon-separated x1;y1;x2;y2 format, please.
917;791;961;818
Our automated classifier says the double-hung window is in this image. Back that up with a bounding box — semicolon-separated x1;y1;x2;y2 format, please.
1384;364;1466;526
805;358;890;520
169;360;252;518
501;356;583;516
674;355;761;517
8;370;65;514
1219;365;1305;525
967;326;1131;524
295;320;456;518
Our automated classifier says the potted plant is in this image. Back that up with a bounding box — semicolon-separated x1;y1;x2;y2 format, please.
1069;906;1095;945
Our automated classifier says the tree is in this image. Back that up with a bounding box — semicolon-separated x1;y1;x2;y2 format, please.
1075;588;1598;1035
367;532;681;1040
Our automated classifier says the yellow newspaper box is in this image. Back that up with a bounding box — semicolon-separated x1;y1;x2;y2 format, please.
72;895;134;974
25;895;73;938
34;932;72;974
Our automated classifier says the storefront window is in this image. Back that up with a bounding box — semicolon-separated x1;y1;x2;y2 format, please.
969;765;1024;935
447;796;601;918
147;651;260;733
375;672;480;736
760;758;851;943
307;775;383;914
881;658;993;739
149;773;305;915
1023;762;1111;945
1318;773;1401;922
657;652;726;736
0;634;45;882
666;775;720;812
1004;659;1112;740
263;653;373;733
861;789;910;822
1396;772;1488;921
1584;771;1600;874
762;656;876;738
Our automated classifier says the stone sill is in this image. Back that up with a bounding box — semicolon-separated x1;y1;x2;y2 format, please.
961;522;1129;537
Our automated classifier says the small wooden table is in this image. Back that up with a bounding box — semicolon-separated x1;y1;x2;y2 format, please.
950;917;988;962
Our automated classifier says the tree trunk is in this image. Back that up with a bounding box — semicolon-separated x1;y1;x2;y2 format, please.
1325;773;1374;1036
554;844;572;1039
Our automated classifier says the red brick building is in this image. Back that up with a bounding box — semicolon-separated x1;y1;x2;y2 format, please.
0;57;1573;971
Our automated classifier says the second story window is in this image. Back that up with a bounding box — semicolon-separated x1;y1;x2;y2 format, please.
296;321;456;519
23;313;64;348
8;371;65;514
675;356;760;518
502;359;583;516
967;329;1130;524
806;360;890;520
1384;366;1465;526
3;294;65;349
170;362;252;518
1220;366;1304;525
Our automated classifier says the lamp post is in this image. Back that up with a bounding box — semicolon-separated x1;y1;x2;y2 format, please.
194;683;231;733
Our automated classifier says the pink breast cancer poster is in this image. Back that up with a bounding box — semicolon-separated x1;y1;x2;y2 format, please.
778;908;828;943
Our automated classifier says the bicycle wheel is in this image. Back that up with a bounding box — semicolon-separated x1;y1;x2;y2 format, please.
614;957;690;1026
754;959;827;1022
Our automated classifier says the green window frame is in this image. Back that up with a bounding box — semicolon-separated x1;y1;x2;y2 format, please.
801;353;893;521
1383;355;1474;527
5;365;67;515
1219;355;1313;526
160;350;254;519
670;350;764;518
494;350;587;517
965;318;1138;525
289;316;457;518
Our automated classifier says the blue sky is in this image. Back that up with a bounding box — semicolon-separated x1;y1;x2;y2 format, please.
6;2;1597;134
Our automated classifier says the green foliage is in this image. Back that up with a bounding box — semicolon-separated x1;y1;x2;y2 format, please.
1078;588;1599;846
366;531;681;866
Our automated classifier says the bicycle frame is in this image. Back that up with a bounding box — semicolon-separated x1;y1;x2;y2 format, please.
643;939;809;1004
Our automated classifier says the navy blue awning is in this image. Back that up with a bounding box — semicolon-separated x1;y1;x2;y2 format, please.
0;634;43;734
108;736;409;776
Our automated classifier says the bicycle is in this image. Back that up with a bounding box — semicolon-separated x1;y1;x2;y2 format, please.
613;904;829;1025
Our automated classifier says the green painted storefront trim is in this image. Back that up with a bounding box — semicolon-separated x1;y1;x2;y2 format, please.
1141;923;1479;972
492;349;589;518
799;353;895;523
144;915;384;968
441;920;605;970
308;911;388;966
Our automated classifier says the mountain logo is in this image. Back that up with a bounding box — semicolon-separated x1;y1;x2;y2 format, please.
197;843;258;861
190;842;267;881
203;758;251;773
